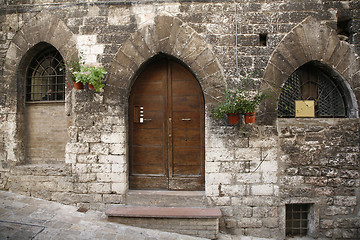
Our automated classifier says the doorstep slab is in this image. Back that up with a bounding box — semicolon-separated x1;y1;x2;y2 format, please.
106;206;222;219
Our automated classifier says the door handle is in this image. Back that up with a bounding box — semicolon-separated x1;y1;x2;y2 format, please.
181;118;191;121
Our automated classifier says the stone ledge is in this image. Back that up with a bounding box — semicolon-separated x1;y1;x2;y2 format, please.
106;206;221;219
10;164;71;176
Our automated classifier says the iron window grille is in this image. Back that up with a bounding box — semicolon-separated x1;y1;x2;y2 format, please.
286;203;311;237
26;46;65;102
278;64;346;118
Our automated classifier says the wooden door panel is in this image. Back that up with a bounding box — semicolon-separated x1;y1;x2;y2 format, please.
132;164;164;175
173;165;201;175
130;59;204;190
172;80;200;96
169;178;203;191
133;96;164;111
130;176;168;190
172;96;201;111
172;129;201;146
133;81;163;95
173;147;201;167
133;128;163;145
132;146;164;165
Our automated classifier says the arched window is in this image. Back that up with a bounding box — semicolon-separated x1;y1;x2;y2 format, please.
278;63;347;118
26;46;65;101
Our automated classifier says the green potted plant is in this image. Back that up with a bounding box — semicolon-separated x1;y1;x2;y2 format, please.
64;55;84;89
66;53;107;92
237;90;266;124
211;71;268;125
72;65;107;92
211;88;242;125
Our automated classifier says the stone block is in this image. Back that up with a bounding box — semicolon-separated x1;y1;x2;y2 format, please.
77;154;98;163
90;164;111;173
251;184;274;196
109;143;126;155
263;171;278;184
72;164;89;174
120;41;144;67
111;182;127;194
97;172;126;183
65;153;77;164
206;147;234;161
138;24;159;55
237;218;262;228
101;132;125;144
79;131;101;143
236;173;262;184
111;163;126;173
235;148;261;161
325;206;353;216
90;143;109;155
73;183;88;193
172;24;194;58
89;182;111;193
333;196;357;206
66;143;89;154
103;193;125;204
77;173;96;183
206;173;232;185
98;155;126;164
205;162;221;173
222;184;246;196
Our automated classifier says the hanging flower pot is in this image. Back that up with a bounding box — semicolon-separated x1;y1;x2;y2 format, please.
73;81;84;90
244;112;256;124
227;113;240;125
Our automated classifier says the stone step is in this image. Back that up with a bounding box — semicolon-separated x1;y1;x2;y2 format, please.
125;190;207;207
106;206;222;239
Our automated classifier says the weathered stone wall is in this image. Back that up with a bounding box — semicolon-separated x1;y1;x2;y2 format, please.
278;119;360;239
0;1;359;239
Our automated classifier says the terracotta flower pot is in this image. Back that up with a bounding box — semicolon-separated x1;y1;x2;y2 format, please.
227;113;239;125
244;112;256;124
88;84;95;90
73;81;84;90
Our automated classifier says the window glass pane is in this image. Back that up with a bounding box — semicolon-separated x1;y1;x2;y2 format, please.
26;46;65;102
278;63;346;118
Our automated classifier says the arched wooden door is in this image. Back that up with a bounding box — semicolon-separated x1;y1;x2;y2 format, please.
129;59;205;190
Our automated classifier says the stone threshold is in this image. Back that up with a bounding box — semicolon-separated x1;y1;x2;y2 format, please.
127;190;205;196
106;206;221;219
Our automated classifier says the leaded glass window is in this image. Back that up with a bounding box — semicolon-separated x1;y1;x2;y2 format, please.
278;64;346;118
26;46;65;101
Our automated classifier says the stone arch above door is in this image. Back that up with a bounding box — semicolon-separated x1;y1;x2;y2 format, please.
105;13;224;104
262;16;360;124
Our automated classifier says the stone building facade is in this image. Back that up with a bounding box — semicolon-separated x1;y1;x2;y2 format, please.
1;0;360;239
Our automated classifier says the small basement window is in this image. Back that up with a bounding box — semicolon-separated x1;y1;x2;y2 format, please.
286;203;312;237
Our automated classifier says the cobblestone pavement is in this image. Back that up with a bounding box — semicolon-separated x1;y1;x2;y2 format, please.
0;191;208;240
